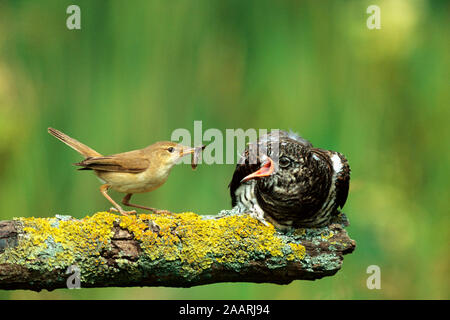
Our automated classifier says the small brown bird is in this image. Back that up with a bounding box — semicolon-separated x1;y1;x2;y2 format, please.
48;127;203;215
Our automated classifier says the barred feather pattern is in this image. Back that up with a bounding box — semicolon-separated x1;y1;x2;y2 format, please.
230;131;350;229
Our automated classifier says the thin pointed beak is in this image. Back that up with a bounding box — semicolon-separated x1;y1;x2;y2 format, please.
240;157;275;183
180;147;195;156
180;144;206;156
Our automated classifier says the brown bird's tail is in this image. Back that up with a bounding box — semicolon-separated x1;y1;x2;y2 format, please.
48;127;102;158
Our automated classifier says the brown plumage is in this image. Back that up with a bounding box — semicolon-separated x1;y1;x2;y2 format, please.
76;152;150;173
48;127;101;158
48;128;201;215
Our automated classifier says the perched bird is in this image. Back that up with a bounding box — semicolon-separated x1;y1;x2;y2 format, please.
48;127;203;215
229;130;350;229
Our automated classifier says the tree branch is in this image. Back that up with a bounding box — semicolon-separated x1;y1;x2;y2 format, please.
0;210;355;291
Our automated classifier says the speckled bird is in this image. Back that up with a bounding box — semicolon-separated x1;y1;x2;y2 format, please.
229;130;350;229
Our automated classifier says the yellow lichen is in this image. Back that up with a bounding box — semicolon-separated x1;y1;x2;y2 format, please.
287;243;306;261
321;231;334;240
293;228;306;237
2;211;306;276
9;211;117;268
118;212;305;273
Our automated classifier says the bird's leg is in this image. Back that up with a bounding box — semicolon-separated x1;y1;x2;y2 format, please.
100;184;136;216
121;193;172;215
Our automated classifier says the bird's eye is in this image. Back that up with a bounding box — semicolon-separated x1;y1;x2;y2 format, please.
167;147;175;153
278;156;291;168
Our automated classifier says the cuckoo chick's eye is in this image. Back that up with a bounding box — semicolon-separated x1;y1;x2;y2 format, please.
278;156;291;168
167;147;175;153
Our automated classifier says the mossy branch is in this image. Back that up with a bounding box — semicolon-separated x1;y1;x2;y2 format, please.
0;210;355;291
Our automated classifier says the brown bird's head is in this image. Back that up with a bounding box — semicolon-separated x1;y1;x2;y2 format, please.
149;141;197;167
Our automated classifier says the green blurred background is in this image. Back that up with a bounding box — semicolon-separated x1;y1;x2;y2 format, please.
0;0;448;299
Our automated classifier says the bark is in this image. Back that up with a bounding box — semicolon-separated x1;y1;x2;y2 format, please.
0;210;355;291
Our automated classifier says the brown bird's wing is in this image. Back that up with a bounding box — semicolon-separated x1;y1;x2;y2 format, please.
75;150;150;173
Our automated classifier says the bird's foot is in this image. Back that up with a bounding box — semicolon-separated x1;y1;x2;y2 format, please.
109;207;137;216
150;209;172;215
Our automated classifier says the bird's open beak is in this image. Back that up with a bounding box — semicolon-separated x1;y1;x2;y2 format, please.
240;157;275;183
